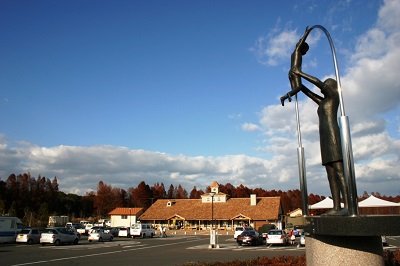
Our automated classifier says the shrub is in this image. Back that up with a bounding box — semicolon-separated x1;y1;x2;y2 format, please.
181;251;400;266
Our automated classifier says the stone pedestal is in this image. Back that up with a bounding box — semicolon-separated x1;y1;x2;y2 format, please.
305;215;400;266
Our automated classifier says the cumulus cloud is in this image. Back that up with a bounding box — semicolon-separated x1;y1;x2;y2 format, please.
0;139;294;195
241;123;260;132
250;21;322;66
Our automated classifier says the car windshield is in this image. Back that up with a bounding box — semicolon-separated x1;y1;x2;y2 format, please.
132;224;141;229
241;231;255;236
235;227;243;231
19;229;30;234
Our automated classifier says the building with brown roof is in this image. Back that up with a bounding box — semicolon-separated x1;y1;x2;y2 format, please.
139;181;284;230
108;207;144;227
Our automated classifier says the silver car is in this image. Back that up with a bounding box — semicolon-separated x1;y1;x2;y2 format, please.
40;227;79;246
16;228;42;245
88;228;113;242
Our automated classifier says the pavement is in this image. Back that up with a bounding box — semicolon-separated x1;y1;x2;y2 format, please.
162;228;234;236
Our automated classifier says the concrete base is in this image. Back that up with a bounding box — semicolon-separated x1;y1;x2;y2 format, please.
306;235;384;266
304;215;400;266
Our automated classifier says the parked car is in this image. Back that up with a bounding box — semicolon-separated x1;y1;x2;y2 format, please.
382;236;388;246
66;222;86;235
65;226;81;239
258;224;276;240
108;227;119;237
130;223;155;238
118;227;130;237
298;232;305;247
16;228;42;245
237;230;263;246
266;229;288;246
84;223;94;235
233;226;254;239
40;227;79;246
88;228;113;242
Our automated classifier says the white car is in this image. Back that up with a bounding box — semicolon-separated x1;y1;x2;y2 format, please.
118;227;130;237
88;228;113;242
266;229;288;245
299;233;305;246
234;227;244;239
40;228;79;246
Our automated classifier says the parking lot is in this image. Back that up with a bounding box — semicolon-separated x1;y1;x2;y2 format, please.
1;234;399;266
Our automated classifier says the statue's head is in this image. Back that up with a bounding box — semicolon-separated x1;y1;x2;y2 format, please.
300;42;309;55
322;78;338;97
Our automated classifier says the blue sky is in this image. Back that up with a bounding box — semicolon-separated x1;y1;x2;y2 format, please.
1;0;399;197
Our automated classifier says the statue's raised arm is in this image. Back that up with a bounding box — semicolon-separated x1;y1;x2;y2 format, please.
280;26;313;106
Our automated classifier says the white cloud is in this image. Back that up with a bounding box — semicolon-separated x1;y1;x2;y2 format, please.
241;123;260;132
0;139;297;196
250;21;322;66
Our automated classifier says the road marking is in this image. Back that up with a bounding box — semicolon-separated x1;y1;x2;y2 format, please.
12;238;205;265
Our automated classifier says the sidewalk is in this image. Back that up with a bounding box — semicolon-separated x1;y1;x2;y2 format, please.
164;229;234;236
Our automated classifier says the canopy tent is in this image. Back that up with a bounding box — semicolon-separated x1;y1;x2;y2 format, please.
309;195;399;210
358;195;400;207
309;197;344;209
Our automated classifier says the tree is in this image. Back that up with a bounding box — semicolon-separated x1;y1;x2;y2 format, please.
133;181;153;208
152;183;166;199
94;181;114;218
167;184;174;199
174;184;188;199
189;186;198;199
236;184;250;198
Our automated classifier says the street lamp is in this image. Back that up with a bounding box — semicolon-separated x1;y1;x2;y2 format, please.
209;192;216;248
129;208;132;228
209;192;215;229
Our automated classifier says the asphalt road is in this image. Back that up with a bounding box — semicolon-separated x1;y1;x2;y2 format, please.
1;235;399;266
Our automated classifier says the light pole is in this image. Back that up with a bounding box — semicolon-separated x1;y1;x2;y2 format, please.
210;192;215;229
129;208;131;228
209;192;216;248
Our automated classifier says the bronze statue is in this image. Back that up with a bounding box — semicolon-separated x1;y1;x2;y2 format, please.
292;68;349;215
280;27;312;106
281;26;349;215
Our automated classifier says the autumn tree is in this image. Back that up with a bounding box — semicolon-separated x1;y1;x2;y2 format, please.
167;184;174;199
152;183;166;199
236;184;250;198
94;181;114;218
174;184;188;199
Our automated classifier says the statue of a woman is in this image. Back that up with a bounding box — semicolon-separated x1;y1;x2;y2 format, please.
292;67;349;215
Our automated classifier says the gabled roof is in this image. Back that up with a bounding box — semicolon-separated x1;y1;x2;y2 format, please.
108;207;143;216
210;181;219;188
139;197;281;221
287;208;302;217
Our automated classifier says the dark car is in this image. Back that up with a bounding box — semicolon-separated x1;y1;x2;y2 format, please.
237;230;263;246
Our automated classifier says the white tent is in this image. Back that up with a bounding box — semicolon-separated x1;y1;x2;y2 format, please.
309;197;345;209
358;195;400;207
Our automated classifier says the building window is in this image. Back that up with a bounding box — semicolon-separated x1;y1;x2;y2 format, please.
121;215;127;219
